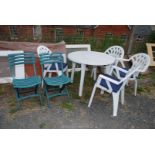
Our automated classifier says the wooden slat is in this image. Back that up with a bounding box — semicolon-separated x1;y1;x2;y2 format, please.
0;41;66;53
146;43;155;66
0;41;66;76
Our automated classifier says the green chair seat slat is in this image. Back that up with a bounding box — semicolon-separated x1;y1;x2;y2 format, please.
44;75;71;86
13;76;41;88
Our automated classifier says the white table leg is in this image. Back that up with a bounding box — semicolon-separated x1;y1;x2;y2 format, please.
79;64;86;97
71;62;76;83
93;66;97;81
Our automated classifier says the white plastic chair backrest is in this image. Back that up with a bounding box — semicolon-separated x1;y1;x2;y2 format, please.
129;53;150;73
105;45;124;59
37;45;52;57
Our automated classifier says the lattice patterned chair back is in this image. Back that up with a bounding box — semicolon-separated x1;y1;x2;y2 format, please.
117;53;150;96
91;46;124;80
130;53;150;73
104;45;125;76
37;45;52;56
105;45;124;60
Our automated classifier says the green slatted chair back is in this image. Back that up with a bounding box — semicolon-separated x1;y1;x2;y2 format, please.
8;52;42;109
8;52;36;79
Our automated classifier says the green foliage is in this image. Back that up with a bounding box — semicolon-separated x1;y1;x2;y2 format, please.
147;31;155;43
132;40;147;54
101;36;125;51
63;35;126;52
61;102;73;111
131;31;155;54
63;34;84;44
39;123;47;129
9;108;18;114
150;71;155;85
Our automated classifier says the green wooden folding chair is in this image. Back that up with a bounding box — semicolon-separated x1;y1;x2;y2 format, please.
39;52;71;108
8;52;42;109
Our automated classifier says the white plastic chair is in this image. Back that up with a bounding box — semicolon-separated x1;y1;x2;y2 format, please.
88;65;140;117
116;53;150;96
91;46;124;80
37;45;68;77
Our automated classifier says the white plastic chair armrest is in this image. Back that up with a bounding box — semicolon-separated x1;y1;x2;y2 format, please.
98;74;121;85
116;58;130;68
112;65;128;73
116;58;130;62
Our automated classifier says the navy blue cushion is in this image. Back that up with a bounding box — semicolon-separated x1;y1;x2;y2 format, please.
119;67;128;77
119;67;134;78
44;63;67;70
100;74;123;93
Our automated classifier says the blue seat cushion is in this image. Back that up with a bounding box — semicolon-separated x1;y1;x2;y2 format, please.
100;74;123;93
119;67;134;78
13;76;41;88
44;63;67;71
119;67;128;77
44;75;71;86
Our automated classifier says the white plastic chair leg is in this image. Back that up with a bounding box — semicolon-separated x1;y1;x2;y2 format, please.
121;88;125;105
134;79;138;96
41;81;44;88
93;67;97;81
100;90;104;94
66;66;69;77
43;70;47;77
91;66;97;80
71;62;76;83
112;92;120;116
88;85;97;108
91;67;94;77
105;65;111;74
49;73;52;77
42;71;47;88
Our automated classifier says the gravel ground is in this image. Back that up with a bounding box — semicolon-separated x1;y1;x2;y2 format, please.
0;92;154;129
0;70;155;129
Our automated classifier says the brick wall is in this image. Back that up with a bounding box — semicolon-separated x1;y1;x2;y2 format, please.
0;25;131;42
0;25;10;40
93;25;130;38
16;25;33;41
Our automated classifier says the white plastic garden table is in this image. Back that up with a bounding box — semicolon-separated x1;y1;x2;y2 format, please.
68;51;115;97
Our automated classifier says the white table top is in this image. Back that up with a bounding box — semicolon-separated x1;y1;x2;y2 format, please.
68;51;115;66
